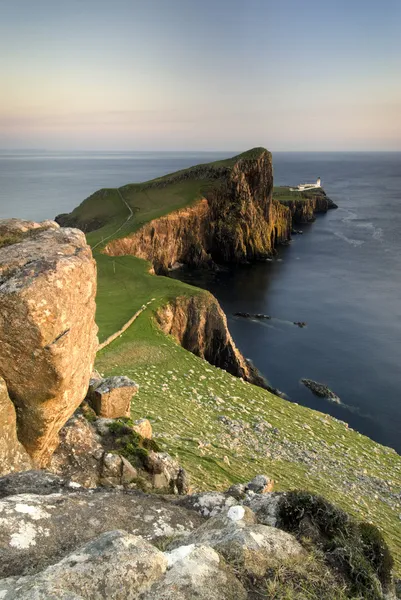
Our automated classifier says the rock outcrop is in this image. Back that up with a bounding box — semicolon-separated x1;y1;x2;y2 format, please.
155;293;268;388
0;488;203;578
0;219;98;467
48;412;189;493
0;472;394;599
0;377;32;476
278;189;338;224
103;149;292;272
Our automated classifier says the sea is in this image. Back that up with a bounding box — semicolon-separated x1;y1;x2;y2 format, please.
1;150;400;454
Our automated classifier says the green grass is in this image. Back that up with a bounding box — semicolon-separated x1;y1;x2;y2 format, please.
95;296;401;576
67;147;268;248
65;149;401;576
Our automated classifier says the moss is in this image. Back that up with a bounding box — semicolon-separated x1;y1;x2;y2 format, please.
107;418;161;468
277;491;392;599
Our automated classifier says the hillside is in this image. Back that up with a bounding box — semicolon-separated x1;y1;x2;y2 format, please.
56;149;401;576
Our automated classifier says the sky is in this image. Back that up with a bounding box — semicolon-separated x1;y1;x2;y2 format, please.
0;0;400;151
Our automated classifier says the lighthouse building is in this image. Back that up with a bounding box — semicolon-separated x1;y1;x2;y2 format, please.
290;177;321;192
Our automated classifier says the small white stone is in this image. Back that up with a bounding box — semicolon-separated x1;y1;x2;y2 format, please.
165;544;196;568
227;505;245;522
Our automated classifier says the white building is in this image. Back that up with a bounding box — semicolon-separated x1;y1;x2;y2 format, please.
290;177;321;192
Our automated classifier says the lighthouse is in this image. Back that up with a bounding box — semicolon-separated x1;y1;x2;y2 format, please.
316;177;321;187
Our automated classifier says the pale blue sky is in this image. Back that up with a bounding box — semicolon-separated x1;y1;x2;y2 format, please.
1;0;400;150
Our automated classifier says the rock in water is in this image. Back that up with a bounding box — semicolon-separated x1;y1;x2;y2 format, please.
301;378;341;403
0;220;98;467
0;377;32;476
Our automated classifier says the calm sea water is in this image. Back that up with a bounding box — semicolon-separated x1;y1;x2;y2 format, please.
1;150;400;453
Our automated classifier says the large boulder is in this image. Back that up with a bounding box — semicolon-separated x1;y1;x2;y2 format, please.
1;531;168;600
0;377;32;476
143;545;247;600
87;376;138;419
0;489;204;577
172;505;304;577
0;220;98;466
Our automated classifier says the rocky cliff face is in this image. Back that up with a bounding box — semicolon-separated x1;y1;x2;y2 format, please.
104;150;292;272
0;219;98;468
283;190;338;224
155;293;267;388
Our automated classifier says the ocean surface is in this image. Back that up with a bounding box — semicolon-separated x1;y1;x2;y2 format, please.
1;150;400;453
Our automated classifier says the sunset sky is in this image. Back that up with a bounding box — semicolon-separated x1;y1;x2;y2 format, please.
1;0;400;151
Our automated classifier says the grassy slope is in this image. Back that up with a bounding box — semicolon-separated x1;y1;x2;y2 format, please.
75;151;401;574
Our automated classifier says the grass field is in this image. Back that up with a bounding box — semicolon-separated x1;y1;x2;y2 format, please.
71;151;401;575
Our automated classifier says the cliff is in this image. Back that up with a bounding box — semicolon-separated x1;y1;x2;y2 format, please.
98;149;292;272
155;293;268;388
274;187;338;224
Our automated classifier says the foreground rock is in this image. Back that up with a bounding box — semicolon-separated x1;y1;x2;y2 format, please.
0;377;32;476
0;489;203;578
143;545;247;600
87;376;138;418
301;378;341;403
0;471;395;599
0;531;167;600
172;506;304;577
0;220;98;466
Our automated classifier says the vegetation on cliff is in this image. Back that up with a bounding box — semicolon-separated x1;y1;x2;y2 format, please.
57;149;401;575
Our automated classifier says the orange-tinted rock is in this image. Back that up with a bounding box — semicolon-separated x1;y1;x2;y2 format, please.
133;418;152;439
88;376;138;418
0;220;98;466
0;377;32;476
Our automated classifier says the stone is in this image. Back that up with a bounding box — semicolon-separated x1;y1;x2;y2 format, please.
301;378;341;404
133;418;152;439
0;470;69;499
226;483;246;501
175;491;238;517
146;452;187;494
0;489;203;577
0;221;98;466
87;376;138;418
142;545;247;600
48;414;104;488
0;377;32;476
246;474;274;494
1;531;167;600
0;578;84;600
243;492;285;527
174;506;304;577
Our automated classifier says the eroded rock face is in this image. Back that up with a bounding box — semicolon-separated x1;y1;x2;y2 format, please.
0;220;98;467
156;293;267;387
0;490;203;577
0;377;32;476
103;149;292;271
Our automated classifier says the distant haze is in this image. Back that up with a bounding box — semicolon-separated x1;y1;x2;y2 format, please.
1;0;400;151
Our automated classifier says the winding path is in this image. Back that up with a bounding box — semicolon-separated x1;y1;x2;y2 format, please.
92;189;133;251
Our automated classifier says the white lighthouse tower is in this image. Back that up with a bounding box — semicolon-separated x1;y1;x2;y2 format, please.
316;177;321;187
